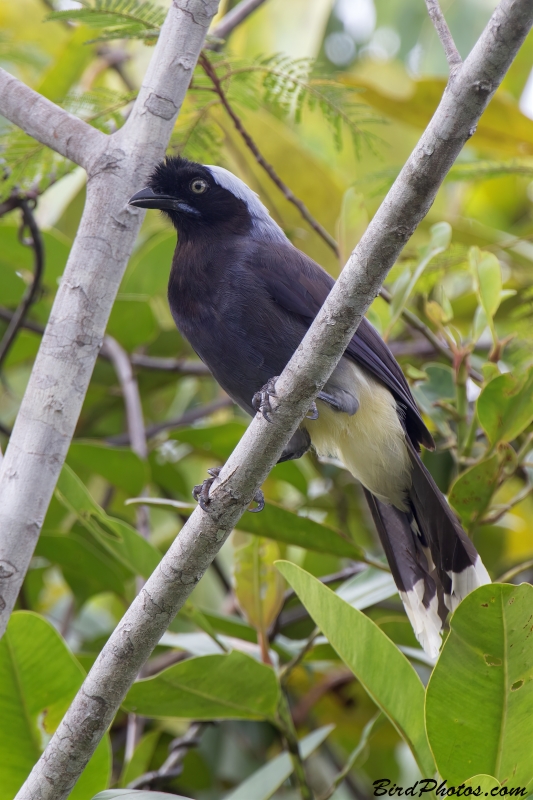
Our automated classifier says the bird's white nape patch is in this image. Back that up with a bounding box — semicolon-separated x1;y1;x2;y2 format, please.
444;556;491;613
205;165;287;243
400;581;443;659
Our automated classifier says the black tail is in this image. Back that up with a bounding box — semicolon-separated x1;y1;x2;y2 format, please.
364;442;490;658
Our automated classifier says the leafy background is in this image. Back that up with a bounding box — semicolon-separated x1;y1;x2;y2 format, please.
1;0;533;798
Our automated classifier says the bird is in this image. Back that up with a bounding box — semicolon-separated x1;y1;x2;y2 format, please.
128;156;490;657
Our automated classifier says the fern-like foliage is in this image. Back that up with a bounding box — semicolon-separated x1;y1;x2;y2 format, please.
201;53;384;155
47;0;165;44
0;89;134;201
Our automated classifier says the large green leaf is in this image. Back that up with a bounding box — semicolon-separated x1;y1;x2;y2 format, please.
139;494;365;560
224;725;334;800
56;465;161;579
342;76;533;157
477;370;533;444
233;532;285;643
123;651;280;721
426;584;533;786
107;298;158;351
448;454;500;527
36;529;129;604
67;440;148;496
237;501;365;560
0;612;110;800
276;561;435;775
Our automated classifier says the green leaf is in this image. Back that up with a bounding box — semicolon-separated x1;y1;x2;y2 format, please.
448;454;500;527
385;222;451;336
48;0;166;43
36;529;129;604
275;561;435;775
341;75;533;157
123;651;280;721
463;776;500;793
233;533;285;640
0;612;110;800
412;363;455;437
56;465;160;578
477;369;533;444
470;247;503;320
67;440;148;496
426;584;533;786
237;501;366;560
141;493;365;560
107;298;158;351
224;725;334;800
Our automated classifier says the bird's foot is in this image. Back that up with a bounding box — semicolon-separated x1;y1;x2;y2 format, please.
249;488;265;513
306;401;319;420
192;467;221;513
192;466;265;514
252;376;279;423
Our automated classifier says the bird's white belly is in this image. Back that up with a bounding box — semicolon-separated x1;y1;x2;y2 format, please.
304;360;412;510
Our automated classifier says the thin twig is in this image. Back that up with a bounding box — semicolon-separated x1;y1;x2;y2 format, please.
278;692;315;800
498;558;533;584
0;200;45;370
211;0;268;40
280;628;320;685
481;482;533;525
199;53;339;256
107;397;234;445
318;713;382;800
425;0;462;71
379;287;483;382
127;722;209;790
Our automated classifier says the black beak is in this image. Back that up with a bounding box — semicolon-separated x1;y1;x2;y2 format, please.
128;187;178;210
128;187;201;217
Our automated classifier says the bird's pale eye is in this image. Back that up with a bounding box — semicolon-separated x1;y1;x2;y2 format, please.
190;178;208;194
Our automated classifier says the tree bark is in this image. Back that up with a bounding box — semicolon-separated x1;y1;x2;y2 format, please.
0;0;220;639
9;1;533;798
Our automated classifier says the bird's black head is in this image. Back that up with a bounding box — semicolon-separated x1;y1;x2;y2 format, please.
128;156;285;243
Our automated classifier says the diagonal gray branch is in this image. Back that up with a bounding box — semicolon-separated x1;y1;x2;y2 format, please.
0;0;220;643
13;1;533;799
0;69;104;169
211;0;268;40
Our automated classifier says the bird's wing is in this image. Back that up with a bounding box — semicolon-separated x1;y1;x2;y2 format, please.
253;241;434;450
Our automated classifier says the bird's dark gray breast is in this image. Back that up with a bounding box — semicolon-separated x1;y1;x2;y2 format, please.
167;236;307;414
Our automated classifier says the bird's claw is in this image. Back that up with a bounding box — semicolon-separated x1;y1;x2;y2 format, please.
306;401;319;420
252;376;279;423
248;488;265;513
192;466;221;513
192;466;265;514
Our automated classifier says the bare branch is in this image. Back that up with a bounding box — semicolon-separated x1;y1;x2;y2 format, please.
0;201;45;369
101;337;148;459
211;0;268;40
0;69;104;169
9;1;533;798
425;0;462;70
199;53;340;255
